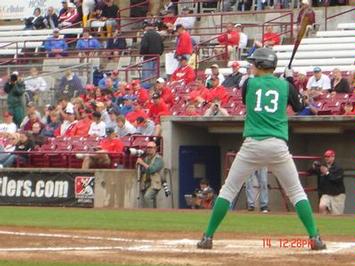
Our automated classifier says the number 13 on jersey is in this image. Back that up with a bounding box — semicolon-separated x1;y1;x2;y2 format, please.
254;89;279;113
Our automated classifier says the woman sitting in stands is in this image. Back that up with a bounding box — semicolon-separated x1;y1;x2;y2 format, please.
25;8;46;30
0;133;20;168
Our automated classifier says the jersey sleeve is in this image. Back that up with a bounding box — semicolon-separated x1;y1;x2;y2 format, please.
288;82;304;112
241;78;249;105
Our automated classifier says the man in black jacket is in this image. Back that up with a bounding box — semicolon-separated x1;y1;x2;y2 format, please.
222;61;243;88
140;23;164;89
310;150;346;215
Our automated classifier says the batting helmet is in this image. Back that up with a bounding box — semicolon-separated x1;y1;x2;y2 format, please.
247;48;278;69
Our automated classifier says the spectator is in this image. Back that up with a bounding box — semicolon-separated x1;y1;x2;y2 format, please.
80;128;124;169
153;78;173;106
170;55;196;84
0;133;20;168
136;141;164;208
106;108;119;131
59;70;84;99
235;24;248;49
0;112;17;134
116;115;136;137
162;9;176;32
58;2;79;28
76;28;102;58
190;179;216;209
126;102;147;124
25;8;46;30
106;29;127;63
330;68;350;94
55;108;78;136
88;111;106;137
239;64;256;88
59;1;69;17
215;23;240;60
20;102;42;128
117;96;134;116
135;117;156;136
184;103;200;116
55;97;74;120
348;71;355;92
189;77;210;104
206;64;225;88
24;67;48;104
306;67;331;94
40;111;61;137
95;101;111;126
44;28;68;57
4;72;25;127
98;71;120;92
140;22;164;89
208;76;229;104
255;25;280;48
22;112;43;132
245;168;269;212
297;0;315;32
343;102;355;115
294;70;308;92
173;8;196;30
80;0;96;27
44;6;59;29
9;133;35;167
71;108;92;137
131;80;149;106
309;150;345;215
100;0;119;37
175;24;193;59
204;101;230;116
148;93;170;124
297;95;318;115
29;122;46;146
222;61;243;88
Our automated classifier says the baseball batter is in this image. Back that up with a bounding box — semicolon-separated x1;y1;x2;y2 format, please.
197;48;326;250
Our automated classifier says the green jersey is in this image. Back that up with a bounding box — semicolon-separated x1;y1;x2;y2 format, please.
242;74;303;141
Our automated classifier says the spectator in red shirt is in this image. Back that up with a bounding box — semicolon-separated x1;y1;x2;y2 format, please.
72;108;92;137
58;2;79;27
189;77;210;104
215;23;240;60
255;25;280;48
297;0;315;30
294;70;308;93
148;93;170;124
175;24;193;59
154;78;174;106
131;80;149;106
208;76;229;105
170;55;196;84
81;128;124;169
54;109;78;137
126;102;147;124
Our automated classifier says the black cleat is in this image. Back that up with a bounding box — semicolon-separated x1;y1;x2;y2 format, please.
310;235;327;250
247;206;255;211
197;234;213;249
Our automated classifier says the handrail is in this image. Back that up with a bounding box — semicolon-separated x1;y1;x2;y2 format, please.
324;5;355;31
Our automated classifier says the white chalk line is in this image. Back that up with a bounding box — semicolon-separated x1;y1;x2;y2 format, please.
0;230;353;255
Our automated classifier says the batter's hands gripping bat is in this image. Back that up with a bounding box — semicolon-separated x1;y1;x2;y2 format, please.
288;14;312;69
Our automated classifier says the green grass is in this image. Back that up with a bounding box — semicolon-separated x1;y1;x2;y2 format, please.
0;207;353;236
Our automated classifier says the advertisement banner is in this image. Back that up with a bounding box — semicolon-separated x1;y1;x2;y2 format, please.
0;0;62;20
0;171;95;207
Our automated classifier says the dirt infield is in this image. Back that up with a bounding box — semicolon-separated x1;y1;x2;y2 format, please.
0;226;353;266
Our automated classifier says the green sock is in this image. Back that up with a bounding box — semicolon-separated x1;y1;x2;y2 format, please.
205;197;230;238
295;199;318;237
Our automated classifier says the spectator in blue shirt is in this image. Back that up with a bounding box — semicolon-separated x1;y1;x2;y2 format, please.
44;28;68;57
298;95;318;116
98;70;120;91
76;28;102;59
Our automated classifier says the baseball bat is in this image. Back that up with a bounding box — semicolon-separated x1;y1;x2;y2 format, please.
288;14;312;69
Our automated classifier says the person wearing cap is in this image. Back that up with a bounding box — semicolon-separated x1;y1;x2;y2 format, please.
24;67;48;105
117;95;135;116
153;78;173;106
175;24;193;59
140;21;164;89
189;77;210;104
0;112;17;134
88;111;106;137
116;115;136;137
235;24;248;49
205;64;225;88
309;150;345;215
222;62;243;88
54;108;78;137
40;111;61;138
170;55;196;84
4;72;25;127
330;68;350;94
76;28;102;59
208;76;229;105
131;80;149;106
135;117;156;136
173;8;196;31
44;28;68;57
58;1;79;27
126;102;147;124
162;9;177;32
306;67;331;94
71;109;92;137
148;93;170;124
81;127;124;169
215;23;240;60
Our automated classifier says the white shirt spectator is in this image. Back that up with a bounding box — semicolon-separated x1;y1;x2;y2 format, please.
88;121;106;137
24;76;48;92
116;121;136;137
174;16;196;30
0;123;17;133
306;74;331;90
136;119;155;136
101;111;111;127
206;73;225;86
239;32;248;49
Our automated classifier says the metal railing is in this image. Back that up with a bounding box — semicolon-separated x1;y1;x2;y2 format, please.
324;5;355;30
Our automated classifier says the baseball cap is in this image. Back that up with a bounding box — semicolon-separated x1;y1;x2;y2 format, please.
156;77;165;83
65;109;75;115
210;64;219;69
136;116;146;125
152;92;160;99
235;23;242;27
231;61;240;68
67;2;75;8
3;111;13;118
131;79;140;85
313;67;321;73
324;150;335;157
